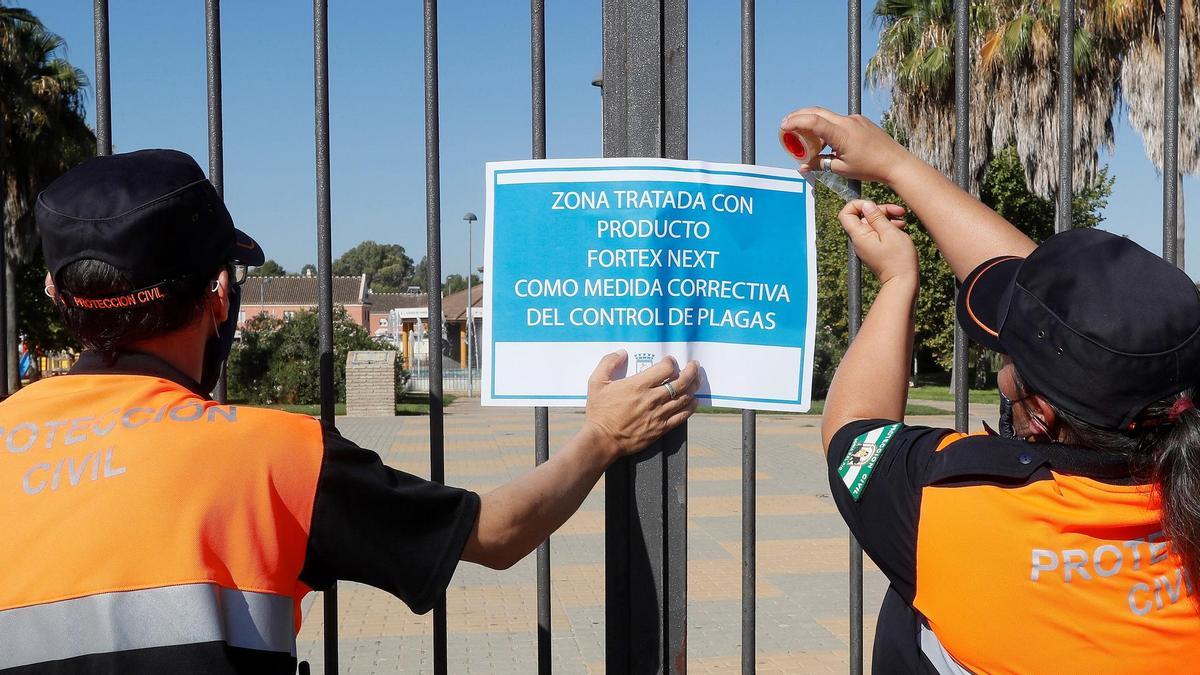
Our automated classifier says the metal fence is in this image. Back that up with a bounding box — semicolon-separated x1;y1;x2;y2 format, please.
70;0;1186;672
405;356;479;395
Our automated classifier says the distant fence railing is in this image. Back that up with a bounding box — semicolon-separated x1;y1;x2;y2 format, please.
406;357;479;396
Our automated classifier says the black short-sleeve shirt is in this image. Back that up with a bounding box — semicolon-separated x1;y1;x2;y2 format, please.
300;427;480;613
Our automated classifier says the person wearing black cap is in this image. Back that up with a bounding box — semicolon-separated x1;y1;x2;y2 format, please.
0;149;699;673
781;109;1200;672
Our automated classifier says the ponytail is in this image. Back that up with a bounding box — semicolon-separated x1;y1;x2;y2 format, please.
1012;368;1200;583
1152;390;1200;584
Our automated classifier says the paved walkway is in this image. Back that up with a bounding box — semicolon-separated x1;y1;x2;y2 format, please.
296;401;996;673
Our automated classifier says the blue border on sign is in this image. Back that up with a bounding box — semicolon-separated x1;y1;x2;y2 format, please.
494;164;808;188
489;163;811;407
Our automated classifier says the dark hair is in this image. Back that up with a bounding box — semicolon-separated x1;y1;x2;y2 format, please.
1012;367;1200;584
55;259;215;362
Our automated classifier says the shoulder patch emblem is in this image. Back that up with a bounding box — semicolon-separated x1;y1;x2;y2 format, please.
837;423;901;501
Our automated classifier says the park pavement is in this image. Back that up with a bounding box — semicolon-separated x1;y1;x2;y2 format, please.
295;399;999;674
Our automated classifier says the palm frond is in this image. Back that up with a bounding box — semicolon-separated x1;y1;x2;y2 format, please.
1;6;95;263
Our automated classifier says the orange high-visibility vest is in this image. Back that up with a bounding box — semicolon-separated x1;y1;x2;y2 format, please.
916;434;1200;673
830;420;1200;673
0;370;324;671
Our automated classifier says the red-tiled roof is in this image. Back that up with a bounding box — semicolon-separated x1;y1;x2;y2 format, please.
241;274;366;305
368;292;430;313
442;283;484;321
240;276;484;318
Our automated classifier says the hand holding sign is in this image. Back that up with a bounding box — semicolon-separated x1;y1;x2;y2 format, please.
584;351;700;458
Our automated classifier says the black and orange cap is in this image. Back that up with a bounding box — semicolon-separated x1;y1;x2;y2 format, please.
956;255;1021;353
36;149;264;297
957;228;1200;429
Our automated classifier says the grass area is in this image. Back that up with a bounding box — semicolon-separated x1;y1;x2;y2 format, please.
907;385;999;405
697;401;946;416
234;392;455;417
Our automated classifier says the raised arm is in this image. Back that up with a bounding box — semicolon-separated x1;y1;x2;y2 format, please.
461;353;699;569
781;108;1036;280
821;200;919;451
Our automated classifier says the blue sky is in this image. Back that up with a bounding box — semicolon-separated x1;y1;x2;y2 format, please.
24;1;1200;279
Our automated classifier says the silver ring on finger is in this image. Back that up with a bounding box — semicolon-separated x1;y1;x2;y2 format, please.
820;156;833;172
662;381;678;400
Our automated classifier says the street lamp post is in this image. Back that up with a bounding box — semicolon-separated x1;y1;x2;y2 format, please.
463;211;478;396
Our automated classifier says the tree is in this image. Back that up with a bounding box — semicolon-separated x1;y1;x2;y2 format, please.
227;307;407;405
1;5;95;377
1116;1;1198;266
1111;2;1200;176
332;241;415;292
869;0;1186;203
813;137;1113;394
249;259;285;276
2;6;92;257
14;256;71;355
443;272;480;296
300;263;317;276
411;256;429;293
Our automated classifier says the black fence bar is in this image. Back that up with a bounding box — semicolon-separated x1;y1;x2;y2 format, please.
312;1;339;672
602;4;638;671
83;0;111;396
952;0;970;434
739;1;756;672
602;1;688;671
93;0;112;156
1056;0;1074;233
661;5;688;671
533;407;551;669
530;1;551;673
204;0;224;226
1164;0;1181;266
845;0;863;332
205;0;229;403
422;1;449;673
845;1;865;673
739;406;755;672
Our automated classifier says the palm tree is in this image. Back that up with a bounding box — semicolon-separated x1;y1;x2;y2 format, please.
1112;1;1198;266
2;8;93;257
869;0;990;193
1;5;95;388
1109;2;1198;171
870;0;1192;211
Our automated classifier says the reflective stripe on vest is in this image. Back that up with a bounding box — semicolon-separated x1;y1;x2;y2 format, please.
0;583;295;670
919;625;974;675
0;373;326;668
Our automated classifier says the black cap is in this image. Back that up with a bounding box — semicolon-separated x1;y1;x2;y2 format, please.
958;228;1200;429
37;149;264;293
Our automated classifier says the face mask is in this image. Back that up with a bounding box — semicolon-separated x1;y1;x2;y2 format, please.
201;282;241;395
998;390;1017;439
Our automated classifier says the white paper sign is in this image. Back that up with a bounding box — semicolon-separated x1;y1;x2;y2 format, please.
483;158;816;412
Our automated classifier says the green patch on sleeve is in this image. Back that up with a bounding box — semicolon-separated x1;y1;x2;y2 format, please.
836;423;901;501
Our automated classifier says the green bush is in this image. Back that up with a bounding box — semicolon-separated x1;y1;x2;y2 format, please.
228;307;408;405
